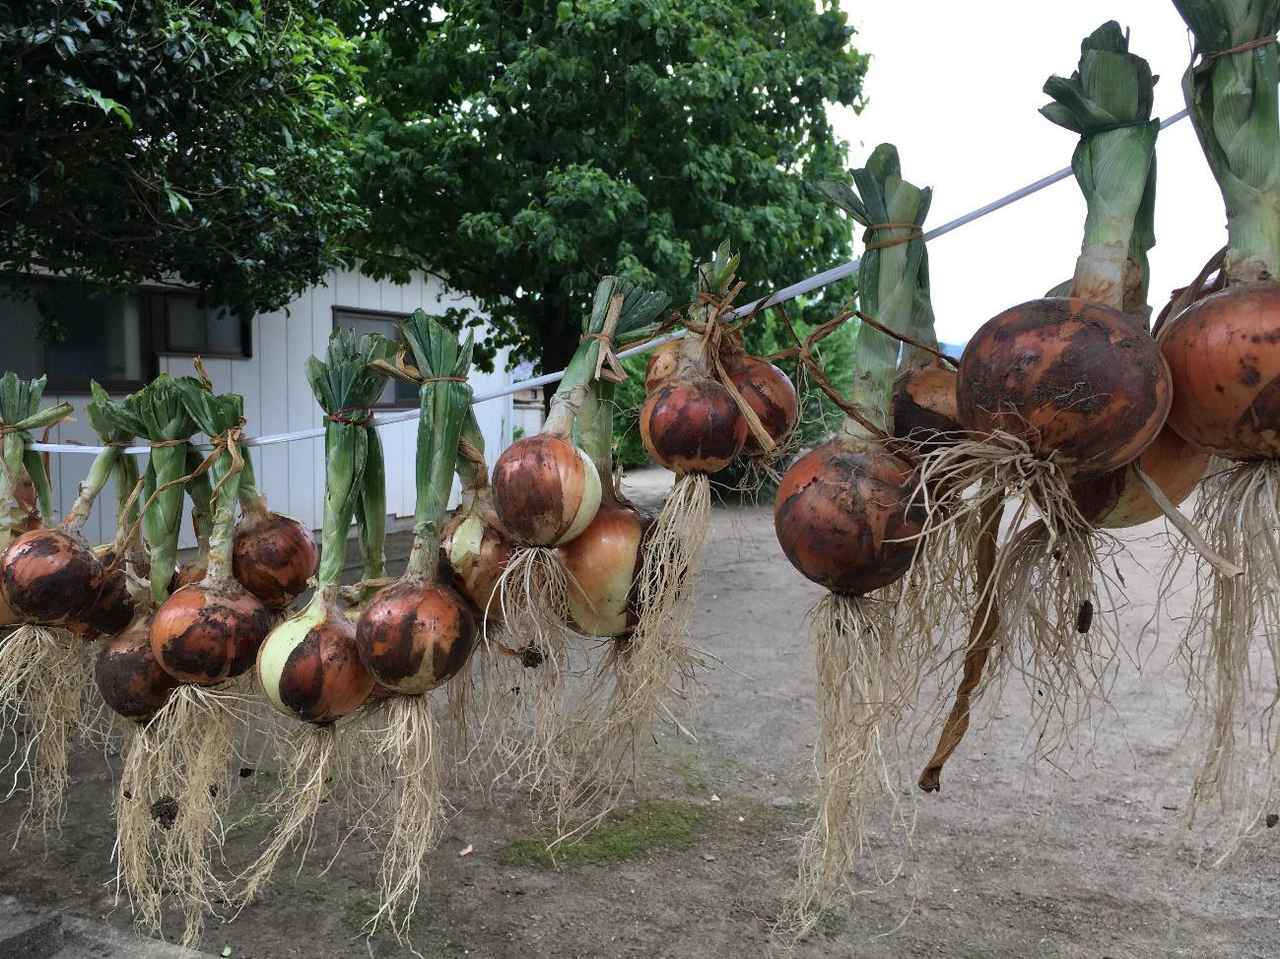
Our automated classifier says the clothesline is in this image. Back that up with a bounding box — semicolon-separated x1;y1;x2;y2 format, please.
29;108;1190;457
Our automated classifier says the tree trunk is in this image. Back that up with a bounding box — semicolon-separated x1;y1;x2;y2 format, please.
539;282;578;414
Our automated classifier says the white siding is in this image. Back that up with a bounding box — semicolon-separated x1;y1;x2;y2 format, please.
40;269;516;547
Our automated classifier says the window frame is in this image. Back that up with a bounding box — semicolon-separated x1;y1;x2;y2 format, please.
149;290;253;360
331;305;420;410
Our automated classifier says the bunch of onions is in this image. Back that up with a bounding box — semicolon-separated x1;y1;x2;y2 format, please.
1150;0;1280;838
907;27;1173;779
353;313;479;937
772;144;935;937
104;377;270;946
242;329;392;906
0;372;81;834
487;276;668;794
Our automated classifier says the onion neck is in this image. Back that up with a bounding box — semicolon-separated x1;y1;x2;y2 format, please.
316;420;364;587
0;434;25;552
1226;193;1280;284
576;383;618;507
144;442;191;605
236;455;270;523
358;426;387;583
408;380;469;581
62;446;120;532
204;447;244;585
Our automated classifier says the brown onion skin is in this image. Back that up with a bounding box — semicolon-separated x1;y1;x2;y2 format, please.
0;577;15;627
1159;284;1280;459
774;439;922;596
14;474;39;534
1072;424;1209;529
233;512;318;610
86;560;135;638
958;297;1171;476
0;528;103;627
640;379;748;474
440;510;512;619
644;342;682;393
95;615;178;721
728;358;799;453
355;581;477;695
893;361;961;454
263;610;372;724
560;502;651;636
150;582;272;685
492;435;594;546
166;561;208;596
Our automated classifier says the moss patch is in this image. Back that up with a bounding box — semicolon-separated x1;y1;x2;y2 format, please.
499;799;709;868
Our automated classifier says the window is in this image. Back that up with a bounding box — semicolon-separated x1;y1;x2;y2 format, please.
152;292;251;358
0;276;253;393
332;306;419;408
0;277;155;393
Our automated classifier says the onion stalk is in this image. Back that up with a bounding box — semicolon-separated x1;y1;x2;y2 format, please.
113;381;270;946
352;313;477;938
243;329;391;906
488;276;668;801
1156;0;1280;842
773;144;932;939
906;29;1172;781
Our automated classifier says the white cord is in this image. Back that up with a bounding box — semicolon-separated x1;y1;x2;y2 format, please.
29;109;1189;457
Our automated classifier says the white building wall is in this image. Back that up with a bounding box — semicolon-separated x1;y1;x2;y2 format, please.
39;269;515;548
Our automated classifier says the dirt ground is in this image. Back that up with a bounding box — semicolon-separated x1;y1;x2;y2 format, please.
1;467;1277;958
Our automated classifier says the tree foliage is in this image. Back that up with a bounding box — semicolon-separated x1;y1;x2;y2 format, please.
0;0;366;312
351;0;867;379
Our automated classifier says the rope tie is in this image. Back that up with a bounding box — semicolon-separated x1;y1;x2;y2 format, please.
583;290;627;384
863;222;924;252
326;408;371;427
1197;35;1279;71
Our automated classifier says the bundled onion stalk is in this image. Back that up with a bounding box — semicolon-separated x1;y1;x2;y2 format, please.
105;377;270;945
488;277;668;795
0;373;85;833
242;330;390;905
1154;0;1280;841
907;25;1173;756
771;144;932;937
352;314;479;937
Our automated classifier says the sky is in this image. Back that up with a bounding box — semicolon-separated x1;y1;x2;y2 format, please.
831;1;1224;344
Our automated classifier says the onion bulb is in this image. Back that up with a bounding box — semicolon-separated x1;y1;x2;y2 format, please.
441;509;512;617
892;360;960;452
561;503;650;636
257;589;372;723
1072;424;1209;529
0;527;104;629
1159;284;1280;458
492;434;601;546
150;582;271;685
957;297;1171;475
727;356;799;454
640;379;747;474
95;615;178;722
774;438;921;594
233;511;318;610
355;581;477;695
